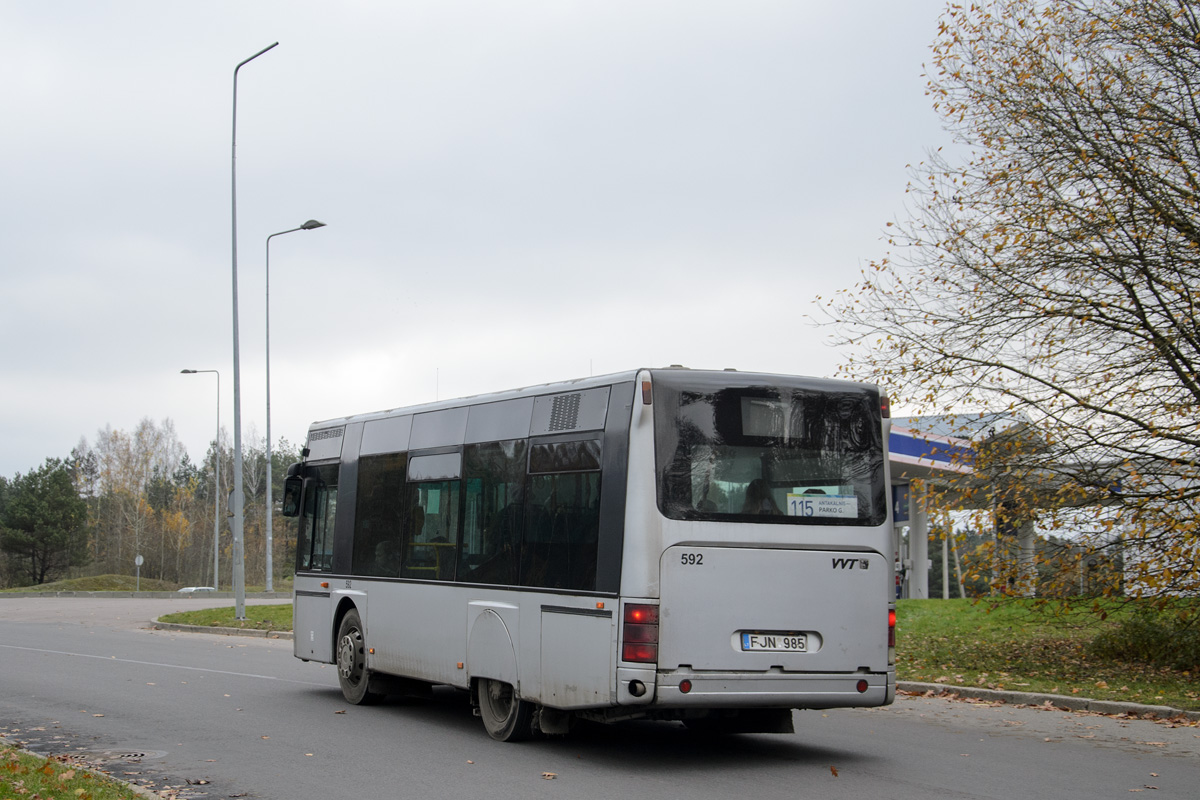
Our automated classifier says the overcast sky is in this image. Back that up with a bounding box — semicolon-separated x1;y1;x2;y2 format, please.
0;0;951;478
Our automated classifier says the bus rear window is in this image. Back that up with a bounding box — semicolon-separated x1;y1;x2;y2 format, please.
653;377;887;526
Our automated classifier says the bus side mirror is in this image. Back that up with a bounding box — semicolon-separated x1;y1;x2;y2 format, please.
281;474;303;517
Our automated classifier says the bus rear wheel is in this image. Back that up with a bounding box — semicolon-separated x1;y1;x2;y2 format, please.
478;678;533;742
336;609;380;705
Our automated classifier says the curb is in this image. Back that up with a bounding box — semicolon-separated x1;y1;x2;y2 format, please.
898;680;1200;722
150;620;293;640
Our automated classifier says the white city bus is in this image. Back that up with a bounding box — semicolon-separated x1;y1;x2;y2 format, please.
283;368;895;740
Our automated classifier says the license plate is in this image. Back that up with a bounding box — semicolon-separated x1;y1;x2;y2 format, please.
741;632;807;652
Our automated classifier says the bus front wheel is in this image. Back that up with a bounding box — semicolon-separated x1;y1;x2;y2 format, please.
336;609;380;705
478;678;533;742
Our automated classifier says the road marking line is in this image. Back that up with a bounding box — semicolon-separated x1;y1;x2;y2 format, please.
0;644;331;687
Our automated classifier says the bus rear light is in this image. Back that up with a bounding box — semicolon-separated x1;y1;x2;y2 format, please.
641;380;653;405
622;643;658;662
622;623;657;643
679;679;692;694
622;603;659;663
888;608;897;665
880;394;891;418
625;604;659;625
856;679;868;693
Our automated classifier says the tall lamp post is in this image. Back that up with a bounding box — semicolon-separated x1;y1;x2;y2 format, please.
180;369;221;590
231;41;278;620
265;219;326;593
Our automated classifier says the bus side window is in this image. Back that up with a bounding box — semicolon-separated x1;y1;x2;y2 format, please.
351;453;407;578
401;479;461;580
458;440;526;586
520;440;601;591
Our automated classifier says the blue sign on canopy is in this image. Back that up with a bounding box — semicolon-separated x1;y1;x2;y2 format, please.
890;425;974;474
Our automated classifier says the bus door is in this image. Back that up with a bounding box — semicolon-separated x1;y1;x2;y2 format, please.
287;463;339;663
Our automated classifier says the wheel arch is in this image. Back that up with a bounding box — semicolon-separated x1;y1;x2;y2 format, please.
332;596;361;659
466;607;519;688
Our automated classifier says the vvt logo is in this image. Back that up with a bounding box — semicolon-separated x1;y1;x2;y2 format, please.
832;558;870;570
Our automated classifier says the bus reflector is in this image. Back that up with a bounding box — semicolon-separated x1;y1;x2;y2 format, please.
622;603;659;663
679;679;692;694
857;679;868;693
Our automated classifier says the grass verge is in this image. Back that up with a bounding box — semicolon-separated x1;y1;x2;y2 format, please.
1;574;180;593
897;598;1199;711
1;743;144;800
157;603;293;632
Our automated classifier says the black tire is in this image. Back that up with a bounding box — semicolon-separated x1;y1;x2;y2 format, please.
477;678;534;742
336;608;380;705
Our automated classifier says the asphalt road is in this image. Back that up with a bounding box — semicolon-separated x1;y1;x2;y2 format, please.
1;597;1198;800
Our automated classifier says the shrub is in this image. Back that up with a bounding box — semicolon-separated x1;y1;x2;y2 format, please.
1088;609;1200;671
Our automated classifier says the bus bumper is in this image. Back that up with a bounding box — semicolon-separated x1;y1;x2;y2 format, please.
649;669;893;709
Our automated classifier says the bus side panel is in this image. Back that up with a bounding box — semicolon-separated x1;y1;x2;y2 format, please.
365;582;468;687
618;370;663;599
659;545;890;673
538;608;615;709
294;583;334;663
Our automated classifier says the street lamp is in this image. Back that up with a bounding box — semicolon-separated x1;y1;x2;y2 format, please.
231;41;278;620
265;219;325;592
181;369;220;591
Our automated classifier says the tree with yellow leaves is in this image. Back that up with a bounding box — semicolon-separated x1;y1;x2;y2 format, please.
830;0;1199;597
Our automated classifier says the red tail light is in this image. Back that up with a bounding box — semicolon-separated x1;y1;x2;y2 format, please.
880;393;891;419
888;609;896;647
623;603;659;663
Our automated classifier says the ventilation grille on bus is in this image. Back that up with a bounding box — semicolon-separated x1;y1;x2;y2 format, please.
310;428;344;441
548;393;582;432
